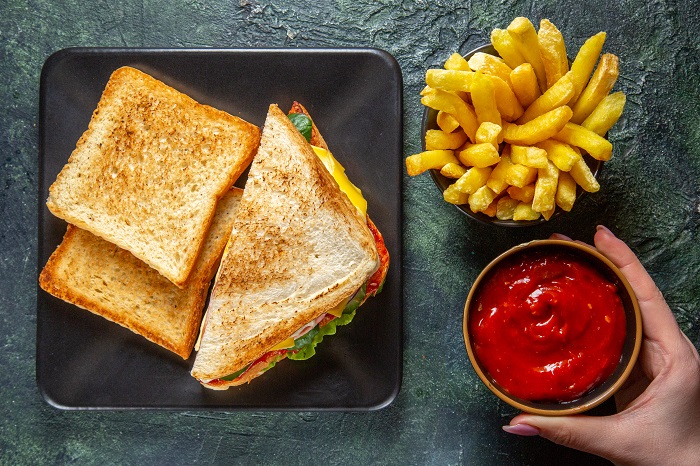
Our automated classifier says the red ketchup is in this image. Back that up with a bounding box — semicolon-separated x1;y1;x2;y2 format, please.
469;250;626;402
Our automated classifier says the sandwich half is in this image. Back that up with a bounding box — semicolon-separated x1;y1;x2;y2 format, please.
191;103;389;389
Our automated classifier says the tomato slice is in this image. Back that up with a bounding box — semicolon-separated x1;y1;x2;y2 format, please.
365;216;389;300
319;313;336;327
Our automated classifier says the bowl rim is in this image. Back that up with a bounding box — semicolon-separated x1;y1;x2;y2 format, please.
422;44;603;227
462;239;643;415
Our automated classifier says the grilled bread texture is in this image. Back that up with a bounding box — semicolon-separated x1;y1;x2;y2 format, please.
46;66;260;287
191;104;379;384
40;189;243;359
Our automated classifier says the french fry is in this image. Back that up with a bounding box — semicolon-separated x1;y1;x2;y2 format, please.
486;155;514;194
505;162;538;188
421;89;479;142
555;171;577;211
490;28;526;69
436;110;461;133
425;69;474;93
569;32;606;104
486;74;524;121
440;162;468;179
483;200;498;217
503;106;573;145
443;183;469;204
541;206;556;221
471;72;501;126
510;63;541;108
536;138;581;171
569;158;600;192
554;122;613;161
581;91;626;136
468;185;498;213
516;72;575;124
468;52;513;87
458;142;501;168
507;184;535;203
444;53;471;71
406;150;459;176
496;196;520;220
453;166;492;194
510;145;549;168
507;17;547;92
532;161;559;212
570;53;620;124
512;202;541;221
475;122;503;148
425;129;468;150
538;19;569;88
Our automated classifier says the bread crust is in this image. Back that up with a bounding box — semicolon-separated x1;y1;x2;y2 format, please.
40;188;243;359
191;104;379;382
46;66;260;287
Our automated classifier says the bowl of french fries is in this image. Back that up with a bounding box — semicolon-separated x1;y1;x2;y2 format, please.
406;17;627;226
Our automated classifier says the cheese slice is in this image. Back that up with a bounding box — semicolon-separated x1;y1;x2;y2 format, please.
327;295;351;318
270;337;295;351
311;146;367;216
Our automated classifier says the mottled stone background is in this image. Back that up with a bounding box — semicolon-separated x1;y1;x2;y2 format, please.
1;0;698;464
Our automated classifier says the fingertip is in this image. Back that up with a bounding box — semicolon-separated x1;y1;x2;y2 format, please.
595;224;617;243
594;226;633;266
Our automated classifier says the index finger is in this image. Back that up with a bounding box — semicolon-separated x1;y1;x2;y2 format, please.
593;225;680;345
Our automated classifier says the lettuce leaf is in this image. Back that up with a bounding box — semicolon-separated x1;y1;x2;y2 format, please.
219;364;250;381
219;353;284;381
287;113;313;142
288;285;366;361
261;355;284;374
291;325;320;350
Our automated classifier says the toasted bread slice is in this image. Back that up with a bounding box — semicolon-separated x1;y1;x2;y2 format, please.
46;66;260;287
191;104;379;383
39;188;243;359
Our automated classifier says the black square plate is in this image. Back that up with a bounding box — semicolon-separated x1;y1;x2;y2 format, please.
37;48;403;410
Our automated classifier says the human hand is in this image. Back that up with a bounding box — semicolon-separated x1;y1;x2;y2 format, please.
503;225;700;466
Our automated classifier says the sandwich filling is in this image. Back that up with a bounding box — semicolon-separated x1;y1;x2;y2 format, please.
215;284;369;384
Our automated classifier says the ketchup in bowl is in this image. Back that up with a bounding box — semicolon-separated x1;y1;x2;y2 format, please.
468;249;626;403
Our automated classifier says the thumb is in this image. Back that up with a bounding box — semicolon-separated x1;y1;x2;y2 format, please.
505;413;626;460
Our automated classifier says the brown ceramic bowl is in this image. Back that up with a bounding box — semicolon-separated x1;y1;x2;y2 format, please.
421;45;602;227
463;239;642;415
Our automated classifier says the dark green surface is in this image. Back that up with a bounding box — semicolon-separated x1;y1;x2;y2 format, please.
2;0;699;464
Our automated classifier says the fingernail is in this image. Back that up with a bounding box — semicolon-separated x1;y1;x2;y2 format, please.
596;225;612;235
550;233;571;241
502;424;540;436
